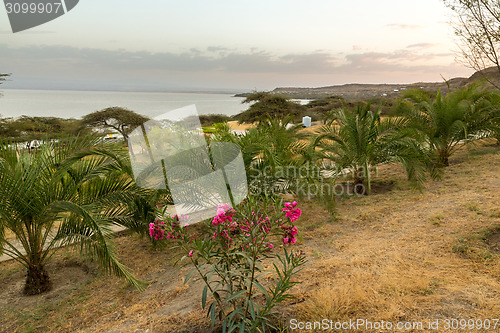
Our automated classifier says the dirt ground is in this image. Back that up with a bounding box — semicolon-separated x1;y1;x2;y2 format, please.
0;141;499;333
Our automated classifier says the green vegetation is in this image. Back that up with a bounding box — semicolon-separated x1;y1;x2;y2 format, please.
197;113;233;127
0;136;146;295
81;107;149;142
304;96;344;121
0;73;9;85
211;116;302;195
0;72;499;321
311;104;428;195
0;73;10;99
453;224;500;261
396;83;500;166
235;91;306;124
0;116;86;142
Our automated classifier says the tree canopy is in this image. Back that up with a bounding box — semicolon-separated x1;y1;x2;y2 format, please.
445;0;500;87
0;73;9;101
81;107;149;141
236;92;306;124
0;116;86;142
0;73;8;84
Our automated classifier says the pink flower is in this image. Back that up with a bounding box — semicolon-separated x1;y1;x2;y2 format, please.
266;243;274;252
282;202;302;222
149;222;165;240
212;204;235;225
216;204;232;215
282;236;297;244
188;250;194;257
281;225;298;245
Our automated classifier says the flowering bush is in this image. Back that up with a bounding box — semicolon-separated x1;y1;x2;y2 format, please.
150;196;306;332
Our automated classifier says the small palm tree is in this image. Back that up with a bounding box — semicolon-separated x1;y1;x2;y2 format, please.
211;116;301;195
312;104;428;194
397;83;500;166
0;136;145;295
212;116;300;176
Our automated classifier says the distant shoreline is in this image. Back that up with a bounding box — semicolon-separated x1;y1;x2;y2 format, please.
0;90;247;119
0;87;245;95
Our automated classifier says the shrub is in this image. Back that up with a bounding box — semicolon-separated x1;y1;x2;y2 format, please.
311;104;429;194
150;196;306;332
0;136;145;294
396;83;500;166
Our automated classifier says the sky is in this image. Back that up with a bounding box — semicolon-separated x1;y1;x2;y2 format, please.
0;0;474;92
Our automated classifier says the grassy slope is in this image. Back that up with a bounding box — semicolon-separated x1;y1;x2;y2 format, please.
0;141;499;333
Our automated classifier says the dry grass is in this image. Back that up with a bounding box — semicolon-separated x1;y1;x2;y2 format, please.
1;141;499;332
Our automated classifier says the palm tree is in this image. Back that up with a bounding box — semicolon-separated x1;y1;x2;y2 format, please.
311;104;428;195
0;136;146;295
211;116;301;195
398;83;500;166
212;116;300;175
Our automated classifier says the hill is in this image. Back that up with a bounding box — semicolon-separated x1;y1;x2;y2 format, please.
235;67;500;100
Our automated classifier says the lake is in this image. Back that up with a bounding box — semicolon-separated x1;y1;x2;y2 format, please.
0;89;247;119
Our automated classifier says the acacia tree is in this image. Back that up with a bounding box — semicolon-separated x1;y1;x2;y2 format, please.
445;0;500;87
0;73;9;100
81;107;149;141
0;73;8;84
236;91;306;124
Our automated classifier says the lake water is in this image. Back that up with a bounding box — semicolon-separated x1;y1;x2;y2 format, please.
0;89;247;119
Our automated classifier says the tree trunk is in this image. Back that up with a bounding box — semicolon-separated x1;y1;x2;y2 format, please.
354;167;368;195
438;150;450;167
353;178;367;195
24;263;52;295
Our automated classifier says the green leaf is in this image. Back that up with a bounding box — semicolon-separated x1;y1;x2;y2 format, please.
252;281;270;299
226;290;247;302
202;285;208;309
184;268;197;284
208;301;217;324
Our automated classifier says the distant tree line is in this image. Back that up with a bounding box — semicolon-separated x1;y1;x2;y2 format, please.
0;107;150;143
0;73;8;85
0;116;86;142
0;73;9;99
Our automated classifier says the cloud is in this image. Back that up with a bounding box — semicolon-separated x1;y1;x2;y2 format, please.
0;44;464;89
207;46;230;53
386;23;422;30
341;50;455;73
406;43;438;49
0;44;339;74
